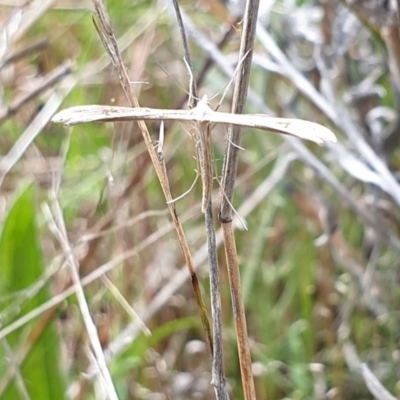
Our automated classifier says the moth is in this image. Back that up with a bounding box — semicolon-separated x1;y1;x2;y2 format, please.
52;96;337;211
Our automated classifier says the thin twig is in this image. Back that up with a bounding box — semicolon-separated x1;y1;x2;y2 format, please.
0;340;30;400
175;19;239;110
171;0;197;108
0;61;73;123
12;0;58;44
218;0;260;398
45;199;119;400
0;37;48;69
219;0;260;220
339;298;397;400
0;89;68;189
171;2;228;397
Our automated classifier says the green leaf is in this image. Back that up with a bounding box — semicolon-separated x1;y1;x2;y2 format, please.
0;184;66;400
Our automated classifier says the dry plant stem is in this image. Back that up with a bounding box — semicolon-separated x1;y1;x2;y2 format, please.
0;341;30;400
396;0;400;24
197;122;213;213
0;156;290;393
0;61;73;123
91;0;213;351
171;0;212;212
0;6;166;338
0;37;48;69
253;27;400;252
175;20;238;110
288;136;400;254
171;2;228;397
171;0;197;108
47;198;118;400
16;0;57;43
221;222;252;381
219;0;260;219
0;154;293;346
218;1;260;399
339;289;397;400
101;155;294;363
0;4;153;187
256;25;400;207
205;201;229;400
381;24;400;151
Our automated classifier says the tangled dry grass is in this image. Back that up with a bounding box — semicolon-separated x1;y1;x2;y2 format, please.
1;1;400;399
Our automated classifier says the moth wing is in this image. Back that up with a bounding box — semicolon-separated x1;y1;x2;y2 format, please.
206;112;336;145
52;105;137;125
52;105;196;126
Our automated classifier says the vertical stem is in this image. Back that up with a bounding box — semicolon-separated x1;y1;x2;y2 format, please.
171;1;229;397
205;202;229;400
221;222;256;400
218;1;260;399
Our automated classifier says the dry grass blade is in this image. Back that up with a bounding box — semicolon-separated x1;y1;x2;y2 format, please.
89;0;213;357
44;198;119;400
170;1;228;397
52;97;337;145
216;1;260;399
10;0;57;44
0;61;72;123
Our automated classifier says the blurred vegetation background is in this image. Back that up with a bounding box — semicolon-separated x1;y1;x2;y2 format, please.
1;0;400;399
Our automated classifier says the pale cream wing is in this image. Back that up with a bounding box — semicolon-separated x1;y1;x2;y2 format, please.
52;104;337;145
205;111;337;145
52;105;193;126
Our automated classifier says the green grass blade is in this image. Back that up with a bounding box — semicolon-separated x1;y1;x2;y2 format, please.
0;184;66;400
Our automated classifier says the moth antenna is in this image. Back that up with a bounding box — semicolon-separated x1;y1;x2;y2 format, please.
155;61;190;97
183;57;197;108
